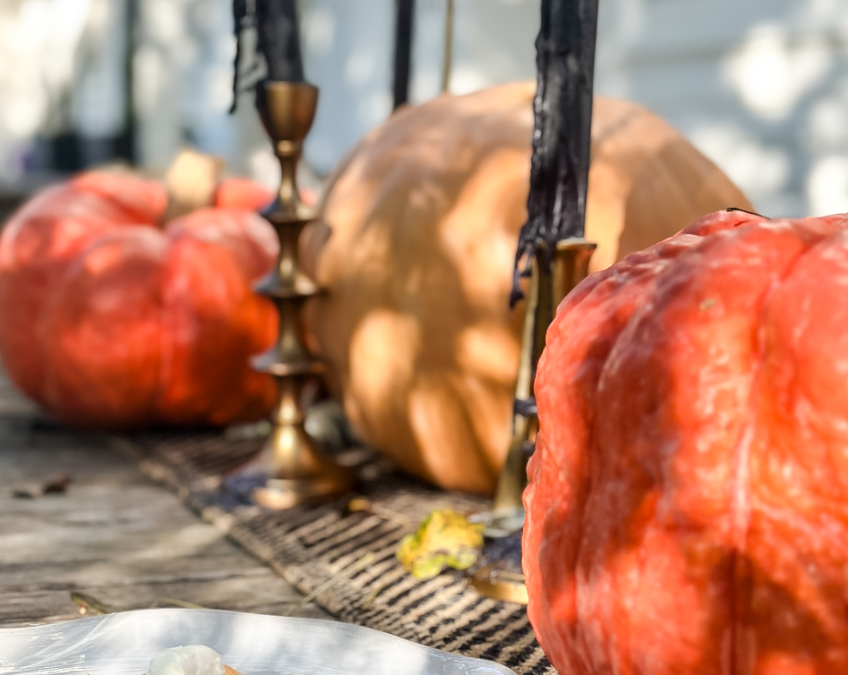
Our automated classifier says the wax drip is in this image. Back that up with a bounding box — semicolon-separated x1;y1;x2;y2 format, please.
230;0;305;113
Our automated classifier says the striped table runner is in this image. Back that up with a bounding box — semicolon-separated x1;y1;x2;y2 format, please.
119;431;555;675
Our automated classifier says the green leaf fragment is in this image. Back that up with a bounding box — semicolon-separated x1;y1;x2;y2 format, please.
396;509;485;580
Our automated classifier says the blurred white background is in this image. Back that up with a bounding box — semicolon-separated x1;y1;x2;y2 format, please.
1;0;848;217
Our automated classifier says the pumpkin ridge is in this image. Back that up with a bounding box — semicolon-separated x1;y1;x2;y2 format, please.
728;218;846;569
723;230;799;674
71;172;169;226
669;222;820;673
739;223;848;669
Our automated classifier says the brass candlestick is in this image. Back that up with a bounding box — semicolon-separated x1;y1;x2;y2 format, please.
470;238;596;603
229;81;353;510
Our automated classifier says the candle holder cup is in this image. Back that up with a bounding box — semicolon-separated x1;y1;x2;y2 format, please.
229;81;353;510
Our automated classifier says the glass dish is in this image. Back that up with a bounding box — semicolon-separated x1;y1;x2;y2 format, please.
0;608;518;675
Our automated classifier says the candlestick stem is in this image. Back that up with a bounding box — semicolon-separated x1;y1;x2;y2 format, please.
229;81;353;509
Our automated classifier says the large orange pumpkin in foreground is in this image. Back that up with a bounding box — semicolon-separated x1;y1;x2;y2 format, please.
305;82;751;494
525;208;848;675
0;170;278;428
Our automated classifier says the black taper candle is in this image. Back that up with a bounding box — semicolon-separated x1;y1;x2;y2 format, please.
510;0;599;305
393;0;415;109
255;0;305;83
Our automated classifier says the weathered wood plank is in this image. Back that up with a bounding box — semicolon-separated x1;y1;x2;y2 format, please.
0;558;272;590
0;574;327;628
0;369;331;628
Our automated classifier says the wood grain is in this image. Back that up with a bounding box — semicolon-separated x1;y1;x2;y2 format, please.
0;369;330;628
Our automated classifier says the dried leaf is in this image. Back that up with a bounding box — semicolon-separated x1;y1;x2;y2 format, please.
12;472;71;499
396;509;484;580
12;483;42;499
43;472;72;494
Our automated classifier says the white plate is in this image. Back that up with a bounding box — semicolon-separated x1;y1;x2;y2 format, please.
0;608;518;675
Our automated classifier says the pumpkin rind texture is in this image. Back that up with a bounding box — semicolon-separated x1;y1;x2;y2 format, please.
524;209;848;675
0;171;278;429
308;82;752;494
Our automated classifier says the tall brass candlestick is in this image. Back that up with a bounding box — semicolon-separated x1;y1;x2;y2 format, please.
470;239;595;604
230;81;353;510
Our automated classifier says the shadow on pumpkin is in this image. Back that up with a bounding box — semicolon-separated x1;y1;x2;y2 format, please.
538;459;847;673
305;93;533;495
533;378;848;673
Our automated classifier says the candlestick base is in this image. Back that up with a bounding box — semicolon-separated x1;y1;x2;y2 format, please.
233;456;354;511
468;529;528;605
254;471;354;510
227;410;355;510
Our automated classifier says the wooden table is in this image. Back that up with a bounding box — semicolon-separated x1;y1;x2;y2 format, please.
0;369;329;627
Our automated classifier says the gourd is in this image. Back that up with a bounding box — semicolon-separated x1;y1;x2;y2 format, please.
0;169;278;429
304;82;752;494
524;208;848;675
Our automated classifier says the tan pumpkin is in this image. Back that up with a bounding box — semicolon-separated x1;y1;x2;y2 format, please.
304;81;752;495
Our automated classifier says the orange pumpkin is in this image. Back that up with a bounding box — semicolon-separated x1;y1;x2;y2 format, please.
304;82;752;495
0;170;278;429
525;208;848;675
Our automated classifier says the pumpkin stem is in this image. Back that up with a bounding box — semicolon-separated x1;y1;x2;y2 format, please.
726;206;767;218
161;149;225;224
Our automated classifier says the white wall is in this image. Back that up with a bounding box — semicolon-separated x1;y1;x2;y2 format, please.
404;0;848;218
410;0;539;101
299;0;540;174
0;0;125;180
134;0;240;170
3;0;848;218
299;0;395;175
595;0;848;217
131;0;540;185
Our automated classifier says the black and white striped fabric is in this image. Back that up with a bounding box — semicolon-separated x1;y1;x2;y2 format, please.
123;432;555;675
